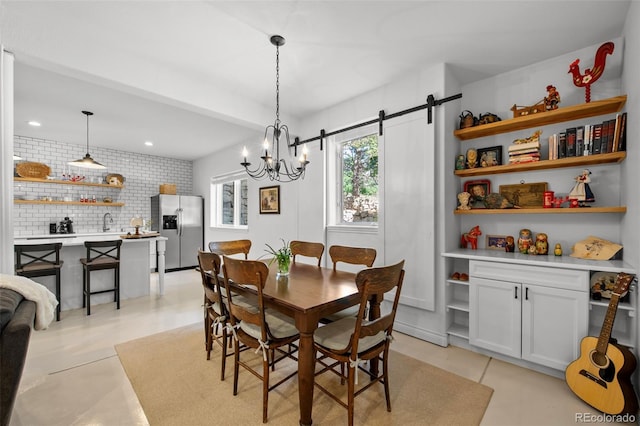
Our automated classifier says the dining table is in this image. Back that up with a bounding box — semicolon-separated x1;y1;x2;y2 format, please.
222;260;365;426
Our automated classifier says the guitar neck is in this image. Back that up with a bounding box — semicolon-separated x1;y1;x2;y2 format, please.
595;293;621;355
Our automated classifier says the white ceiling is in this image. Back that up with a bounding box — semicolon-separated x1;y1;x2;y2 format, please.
1;0;631;161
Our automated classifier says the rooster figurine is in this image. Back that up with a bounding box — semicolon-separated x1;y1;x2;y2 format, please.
568;41;614;103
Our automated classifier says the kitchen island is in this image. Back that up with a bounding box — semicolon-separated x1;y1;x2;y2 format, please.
14;233;167;312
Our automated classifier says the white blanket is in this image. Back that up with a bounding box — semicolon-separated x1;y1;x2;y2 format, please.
0;274;58;330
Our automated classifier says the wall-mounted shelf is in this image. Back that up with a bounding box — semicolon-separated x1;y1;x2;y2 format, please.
454;206;626;215
454;152;626;177
14;200;124;207
453;95;627;140
14;177;124;189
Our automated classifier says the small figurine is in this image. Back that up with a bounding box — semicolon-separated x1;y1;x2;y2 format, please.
466;148;478;169
505;236;515;253
535;233;548;255
460;225;482;250
528;245;537;255
544;85;560;111
568;41;614;103
568;169;595;206
455;154;466;170
457;192;471;210
518;228;534;254
469;184;486;208
554;243;563;256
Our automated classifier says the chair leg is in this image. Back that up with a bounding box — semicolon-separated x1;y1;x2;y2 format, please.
263;351;270;423
221;327;228;381
82;267;86;308
347;362;356;426
233;339;240;396
86;268;91;316
205;316;212;360
115;266;120;309
383;352;391;412
55;269;61;321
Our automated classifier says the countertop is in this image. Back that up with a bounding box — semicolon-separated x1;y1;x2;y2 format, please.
14;232;167;246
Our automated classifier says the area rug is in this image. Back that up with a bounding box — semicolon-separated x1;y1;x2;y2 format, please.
115;324;493;425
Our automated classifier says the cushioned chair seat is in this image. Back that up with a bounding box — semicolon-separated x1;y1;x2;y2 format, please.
314;316;386;352
241;310;298;340
320;305;360;323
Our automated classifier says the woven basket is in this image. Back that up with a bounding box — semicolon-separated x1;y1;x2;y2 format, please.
16;162;51;179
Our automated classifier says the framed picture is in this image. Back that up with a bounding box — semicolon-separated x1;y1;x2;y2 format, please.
463;179;491;209
499;182;548;208
259;185;280;214
486;234;509;250
477;146;503;167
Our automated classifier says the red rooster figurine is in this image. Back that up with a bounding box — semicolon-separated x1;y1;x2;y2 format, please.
568;41;614;103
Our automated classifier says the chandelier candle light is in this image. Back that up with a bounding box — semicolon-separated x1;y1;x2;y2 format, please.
241;35;309;182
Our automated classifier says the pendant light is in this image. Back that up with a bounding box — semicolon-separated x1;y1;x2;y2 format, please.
241;35;309;182
68;110;106;169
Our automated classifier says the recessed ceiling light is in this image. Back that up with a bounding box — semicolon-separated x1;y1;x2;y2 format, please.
144;141;153;146
28;121;41;127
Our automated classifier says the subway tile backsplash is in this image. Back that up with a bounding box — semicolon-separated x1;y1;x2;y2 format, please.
14;135;193;236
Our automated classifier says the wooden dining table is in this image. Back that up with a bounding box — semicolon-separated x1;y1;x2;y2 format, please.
224;261;362;426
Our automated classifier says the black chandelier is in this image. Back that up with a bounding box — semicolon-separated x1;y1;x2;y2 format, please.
242;35;309;182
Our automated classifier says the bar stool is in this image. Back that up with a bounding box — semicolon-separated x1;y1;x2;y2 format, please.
80;240;122;315
15;243;63;321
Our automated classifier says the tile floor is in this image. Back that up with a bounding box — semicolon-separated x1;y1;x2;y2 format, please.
9;269;630;425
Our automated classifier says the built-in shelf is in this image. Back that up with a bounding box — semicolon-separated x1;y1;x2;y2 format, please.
14;177;124;189
446;300;469;312
14;200;124;207
446;324;469;340
453;95;627;140
454;151;625;177
589;300;635;313
454;206;626;215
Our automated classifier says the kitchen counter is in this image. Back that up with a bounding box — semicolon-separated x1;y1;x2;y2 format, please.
14;233;167;312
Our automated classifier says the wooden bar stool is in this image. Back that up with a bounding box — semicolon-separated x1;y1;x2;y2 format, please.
80;240;122;316
15;243;63;321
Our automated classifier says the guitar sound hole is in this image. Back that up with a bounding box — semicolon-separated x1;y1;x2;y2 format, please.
590;350;609;368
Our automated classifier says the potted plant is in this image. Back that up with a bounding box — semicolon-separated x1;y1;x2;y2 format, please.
265;239;292;276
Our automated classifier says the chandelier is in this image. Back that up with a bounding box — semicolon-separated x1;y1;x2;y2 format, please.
241;35;309;182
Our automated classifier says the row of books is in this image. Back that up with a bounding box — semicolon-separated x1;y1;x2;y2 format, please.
548;112;627;160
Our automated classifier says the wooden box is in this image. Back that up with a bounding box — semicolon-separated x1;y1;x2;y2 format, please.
511;102;546;118
160;184;177;195
499;182;548;208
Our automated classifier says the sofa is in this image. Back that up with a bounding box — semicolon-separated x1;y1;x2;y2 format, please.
0;288;36;426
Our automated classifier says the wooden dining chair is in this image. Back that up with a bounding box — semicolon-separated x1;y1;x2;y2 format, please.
221;256;299;423
313;260;405;426
329;245;376;272
197;250;232;380
290;240;324;267
323;245;377;323
208;239;251;259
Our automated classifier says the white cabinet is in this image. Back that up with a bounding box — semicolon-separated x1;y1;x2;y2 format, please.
469;260;589;371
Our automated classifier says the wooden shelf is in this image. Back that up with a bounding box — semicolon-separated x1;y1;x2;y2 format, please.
453;95;627;140
15;200;124;207
14;177;124;189
454;151;625;177
454;206;626;215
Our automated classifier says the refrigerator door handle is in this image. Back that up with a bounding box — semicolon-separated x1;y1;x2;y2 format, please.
177;208;183;236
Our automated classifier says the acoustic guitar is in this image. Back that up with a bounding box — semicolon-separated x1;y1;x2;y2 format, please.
565;272;638;415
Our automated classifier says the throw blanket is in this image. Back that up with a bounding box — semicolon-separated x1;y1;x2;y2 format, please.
0;274;58;330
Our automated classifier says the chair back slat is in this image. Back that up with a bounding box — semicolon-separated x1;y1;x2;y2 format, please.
290;240;324;267
329;245;376;271
197;250;223;306
209;240;251;259
84;240;122;262
15;243;62;269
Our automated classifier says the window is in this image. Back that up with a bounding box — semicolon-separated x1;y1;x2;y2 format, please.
336;132;378;225
211;174;248;228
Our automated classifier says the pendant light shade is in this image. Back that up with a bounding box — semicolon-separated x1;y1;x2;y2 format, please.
69;110;106;169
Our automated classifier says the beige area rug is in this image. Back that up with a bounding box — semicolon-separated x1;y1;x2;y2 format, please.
115;324;493;425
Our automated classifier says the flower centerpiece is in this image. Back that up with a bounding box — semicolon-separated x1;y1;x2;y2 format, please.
265;239;292;276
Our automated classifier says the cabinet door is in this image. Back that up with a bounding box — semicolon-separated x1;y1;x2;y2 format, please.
469;277;521;358
521;285;589;370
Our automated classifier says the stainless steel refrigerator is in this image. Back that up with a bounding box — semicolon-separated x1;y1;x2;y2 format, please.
151;194;203;271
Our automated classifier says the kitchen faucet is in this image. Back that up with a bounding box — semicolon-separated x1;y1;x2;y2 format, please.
103;212;113;232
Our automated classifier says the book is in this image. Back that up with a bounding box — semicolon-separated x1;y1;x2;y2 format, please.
566;127;576;157
548;134;557;160
583;125;591;156
612;114;621;152
617;112;627;152
605;118;616;153
509;156;540;164
576;126;584;157
558;132;566;158
508;140;541;152
591;124;602;154
509;147;540;155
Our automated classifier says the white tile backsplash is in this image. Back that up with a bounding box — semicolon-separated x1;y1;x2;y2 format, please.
14;135;193;236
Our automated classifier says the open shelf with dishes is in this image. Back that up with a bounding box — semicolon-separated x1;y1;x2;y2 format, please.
14;200;124;207
14;177;124;189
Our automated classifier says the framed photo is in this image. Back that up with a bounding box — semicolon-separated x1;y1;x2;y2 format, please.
499;182;548;208
477;146;503;167
259;185;280;214
463;179;491;209
486;234;509;250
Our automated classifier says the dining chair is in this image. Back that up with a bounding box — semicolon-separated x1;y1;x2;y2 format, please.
313;260;405;426
323;245;377;323
15;243;63;321
290;240;324;267
80;240;122;316
197;250;232;380
221;256;299;423
208;239;251;259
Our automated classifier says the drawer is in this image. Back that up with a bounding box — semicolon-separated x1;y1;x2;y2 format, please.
469;260;588;292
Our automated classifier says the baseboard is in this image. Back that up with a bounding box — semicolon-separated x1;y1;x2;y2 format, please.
393;319;448;347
